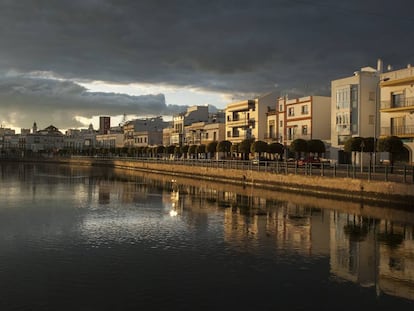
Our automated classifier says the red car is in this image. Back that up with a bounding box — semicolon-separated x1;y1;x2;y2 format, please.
297;157;321;167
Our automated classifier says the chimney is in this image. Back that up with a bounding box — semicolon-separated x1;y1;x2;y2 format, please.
377;58;383;73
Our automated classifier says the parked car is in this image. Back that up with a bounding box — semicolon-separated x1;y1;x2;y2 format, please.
297;157;321;167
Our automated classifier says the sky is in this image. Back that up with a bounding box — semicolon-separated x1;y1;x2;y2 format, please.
1;0;413;132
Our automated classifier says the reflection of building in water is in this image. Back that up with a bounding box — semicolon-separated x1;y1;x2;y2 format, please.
98;185;110;204
329;213;414;301
329;211;376;287
223;200;331;257
377;221;414;301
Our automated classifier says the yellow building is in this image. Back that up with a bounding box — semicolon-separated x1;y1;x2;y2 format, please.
225;92;277;144
380;64;414;163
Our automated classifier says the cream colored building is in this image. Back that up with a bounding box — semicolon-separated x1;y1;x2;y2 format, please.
184;121;225;145
225;92;277;144
379;64;414;164
96;133;124;149
267;95;330;146
330;66;380;164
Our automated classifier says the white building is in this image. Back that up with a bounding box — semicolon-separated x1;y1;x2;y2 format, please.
330;66;380;164
267;95;331;147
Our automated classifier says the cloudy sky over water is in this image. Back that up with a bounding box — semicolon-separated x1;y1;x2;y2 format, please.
1;0;413;131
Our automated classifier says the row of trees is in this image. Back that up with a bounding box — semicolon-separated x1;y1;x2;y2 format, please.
343;135;404;167
57;136;403;163
58;138;327;161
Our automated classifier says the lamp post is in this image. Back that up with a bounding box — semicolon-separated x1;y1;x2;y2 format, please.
373;77;390;173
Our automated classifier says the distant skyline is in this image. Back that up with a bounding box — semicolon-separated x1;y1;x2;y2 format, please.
1;0;413;131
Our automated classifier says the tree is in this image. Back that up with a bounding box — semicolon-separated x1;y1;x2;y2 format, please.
230;143;239;159
250;140;268;159
289;139;307;159
188;144;197;158
306;139;325;156
344;137;364;165
181;145;189;159
196;144;206;158
174;146;181;158
378;136;404;172
207;141;218;159
217;140;232;159
268;143;284;160
166;145;176;155
239;139;254;160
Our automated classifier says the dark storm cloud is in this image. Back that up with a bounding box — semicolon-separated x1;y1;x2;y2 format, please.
1;0;414;126
0;74;184;129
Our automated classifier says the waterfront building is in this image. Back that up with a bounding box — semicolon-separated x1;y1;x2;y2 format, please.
64;124;97;153
96;132;124;149
266;95;331;147
225;92;277;144
25;125;65;153
330;65;380;164
122;116;168;148
169;106;210;146
379;64;414;164
162;126;174;147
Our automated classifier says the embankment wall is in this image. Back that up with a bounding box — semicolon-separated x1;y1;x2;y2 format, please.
61;158;413;206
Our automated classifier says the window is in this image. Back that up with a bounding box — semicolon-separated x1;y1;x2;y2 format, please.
279;120;283;127
302;125;308;135
288;107;294;116
391;92;405;108
301;105;309;115
279;104;283;112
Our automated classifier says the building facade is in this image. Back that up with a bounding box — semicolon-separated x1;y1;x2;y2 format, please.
99;116;111;135
330;66;379;164
225;92;277;144
379;65;414;164
268;95;331;147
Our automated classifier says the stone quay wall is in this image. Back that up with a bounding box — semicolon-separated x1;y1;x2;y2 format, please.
63;158;413;206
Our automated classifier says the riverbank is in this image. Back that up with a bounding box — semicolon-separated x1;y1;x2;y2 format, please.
5;157;412;207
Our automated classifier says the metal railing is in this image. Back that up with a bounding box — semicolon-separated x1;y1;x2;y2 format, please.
67;156;414;184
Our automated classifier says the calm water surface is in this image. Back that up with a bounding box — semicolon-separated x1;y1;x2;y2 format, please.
0;163;413;310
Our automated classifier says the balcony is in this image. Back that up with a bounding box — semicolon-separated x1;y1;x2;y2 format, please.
381;126;414;137
381;97;414;111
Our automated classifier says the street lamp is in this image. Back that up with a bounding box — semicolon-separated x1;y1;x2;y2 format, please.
373;77;390;173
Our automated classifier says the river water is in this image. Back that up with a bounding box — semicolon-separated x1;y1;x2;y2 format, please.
0;162;413;310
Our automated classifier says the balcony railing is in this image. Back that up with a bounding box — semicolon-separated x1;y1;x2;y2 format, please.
381;126;414;136
381;97;414;110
